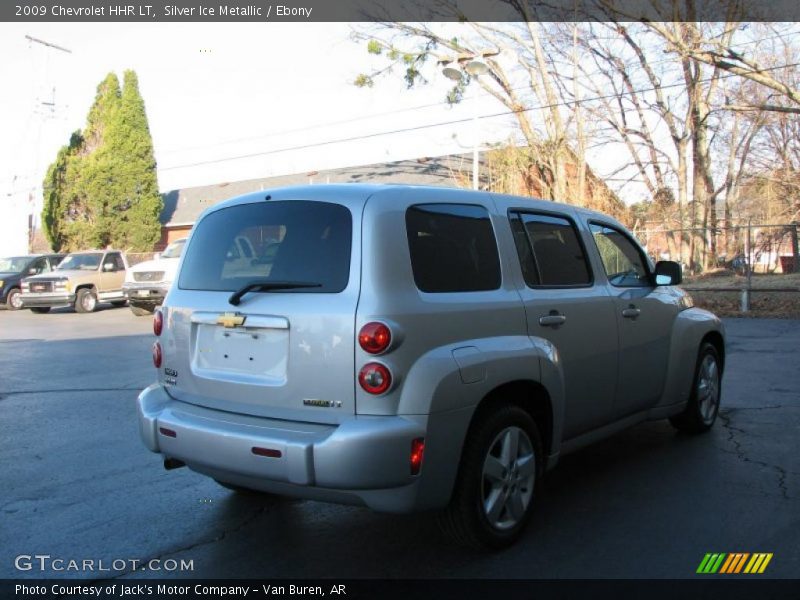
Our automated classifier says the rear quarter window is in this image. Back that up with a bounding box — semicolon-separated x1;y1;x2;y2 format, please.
406;203;501;293
179;200;352;293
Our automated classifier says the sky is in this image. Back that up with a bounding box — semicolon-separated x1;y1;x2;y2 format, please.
0;21;525;254
0;22;515;199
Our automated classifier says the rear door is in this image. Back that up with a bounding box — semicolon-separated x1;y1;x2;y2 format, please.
162;198;360;425
508;209;619;439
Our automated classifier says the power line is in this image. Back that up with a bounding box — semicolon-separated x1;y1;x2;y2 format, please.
160;59;800;172
157;28;800;156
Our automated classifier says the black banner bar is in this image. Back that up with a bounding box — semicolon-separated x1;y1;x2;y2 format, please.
4;579;800;600
4;0;800;23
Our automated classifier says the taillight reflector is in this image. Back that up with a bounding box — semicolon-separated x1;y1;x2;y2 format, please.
410;438;425;475
358;322;392;354
159;427;176;438
153;309;163;336
152;342;162;368
358;362;392;395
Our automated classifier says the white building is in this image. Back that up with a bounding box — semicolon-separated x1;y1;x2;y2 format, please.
0;190;32;257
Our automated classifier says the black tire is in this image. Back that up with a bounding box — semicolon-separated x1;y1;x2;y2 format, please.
670;342;722;434
6;288;23;310
111;300;127;308
130;305;153;317
30;307;51;314
438;404;542;549
74;288;97;313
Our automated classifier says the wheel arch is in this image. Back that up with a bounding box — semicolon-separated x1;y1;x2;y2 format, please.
469;380;554;461
701;330;725;373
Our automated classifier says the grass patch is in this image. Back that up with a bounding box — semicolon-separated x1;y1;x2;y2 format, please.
683;270;800;318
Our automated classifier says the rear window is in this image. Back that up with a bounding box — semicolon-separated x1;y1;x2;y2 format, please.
179;200;352;293
406;203;501;293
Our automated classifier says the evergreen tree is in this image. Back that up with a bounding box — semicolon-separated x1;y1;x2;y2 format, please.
41;70;163;252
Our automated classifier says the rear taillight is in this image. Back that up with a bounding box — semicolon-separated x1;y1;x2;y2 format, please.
358;322;391;354
152;342;162;368
153;309;163;336
410;438;425;475
358;362;392;395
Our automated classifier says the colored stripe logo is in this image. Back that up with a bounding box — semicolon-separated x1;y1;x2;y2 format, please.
697;553;773;574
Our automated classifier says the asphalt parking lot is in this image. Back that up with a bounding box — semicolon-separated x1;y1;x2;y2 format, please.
1;305;798;579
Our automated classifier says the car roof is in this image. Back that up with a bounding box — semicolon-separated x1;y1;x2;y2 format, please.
200;183;580;215
192;184;631;234
65;249;123;254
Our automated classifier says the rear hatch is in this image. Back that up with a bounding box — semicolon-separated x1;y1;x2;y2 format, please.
161;197;360;425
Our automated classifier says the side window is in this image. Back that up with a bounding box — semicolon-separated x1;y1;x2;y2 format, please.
589;222;650;287
406;203;501;293
237;237;254;259
511;212;592;287
32;258;49;274
105;253;124;271
226;241;241;260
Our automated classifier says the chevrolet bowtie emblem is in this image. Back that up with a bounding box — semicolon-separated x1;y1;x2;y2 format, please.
217;312;246;328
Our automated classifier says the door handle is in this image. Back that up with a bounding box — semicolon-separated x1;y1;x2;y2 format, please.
539;313;567;327
622;306;641;319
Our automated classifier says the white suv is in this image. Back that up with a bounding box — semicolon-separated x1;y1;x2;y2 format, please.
123;239;186;316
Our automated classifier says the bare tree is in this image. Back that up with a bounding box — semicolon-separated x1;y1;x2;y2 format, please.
353;18;608;208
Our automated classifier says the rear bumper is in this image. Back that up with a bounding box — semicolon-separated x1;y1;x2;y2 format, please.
136;384;435;512
20;292;74;307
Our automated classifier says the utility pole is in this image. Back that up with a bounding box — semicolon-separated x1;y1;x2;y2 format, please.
22;34;72;251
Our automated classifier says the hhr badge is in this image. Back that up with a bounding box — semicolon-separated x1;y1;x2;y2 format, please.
217;312;246;328
303;399;342;408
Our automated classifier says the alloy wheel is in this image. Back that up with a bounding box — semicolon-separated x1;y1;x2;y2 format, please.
481;426;536;530
696;354;720;424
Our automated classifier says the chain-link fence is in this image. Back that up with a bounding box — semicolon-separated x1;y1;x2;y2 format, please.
635;222;800;275
125;252;159;266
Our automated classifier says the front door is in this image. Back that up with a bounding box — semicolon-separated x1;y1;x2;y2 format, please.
588;222;678;417
100;252;126;294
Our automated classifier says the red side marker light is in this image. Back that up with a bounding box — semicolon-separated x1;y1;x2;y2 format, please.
159;427;177;438
410;438;425;475
252;447;282;458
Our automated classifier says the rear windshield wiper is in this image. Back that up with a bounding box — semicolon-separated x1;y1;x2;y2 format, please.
228;281;322;306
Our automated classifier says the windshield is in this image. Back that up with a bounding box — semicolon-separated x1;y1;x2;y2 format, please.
179;200;352;293
0;257;31;273
161;239;187;259
57;253;103;271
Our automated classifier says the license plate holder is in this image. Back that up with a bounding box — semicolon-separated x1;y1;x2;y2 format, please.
193;324;288;382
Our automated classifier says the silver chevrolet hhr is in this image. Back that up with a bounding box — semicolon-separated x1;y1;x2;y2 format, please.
137;184;724;548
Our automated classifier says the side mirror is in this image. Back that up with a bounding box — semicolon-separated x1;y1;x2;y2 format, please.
153;252;161;260
28;267;37;275
103;262;115;272
654;260;682;286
